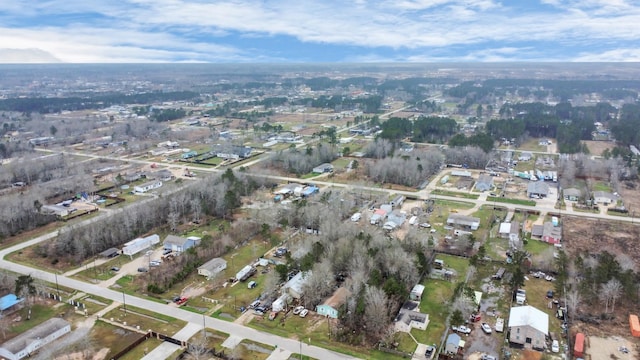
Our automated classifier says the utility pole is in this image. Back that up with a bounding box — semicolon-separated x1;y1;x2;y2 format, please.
122;291;127;316
202;313;207;339
54;273;60;298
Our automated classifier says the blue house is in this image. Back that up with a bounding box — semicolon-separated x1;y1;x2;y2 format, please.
445;333;463;355
316;287;350;319
163;235;201;253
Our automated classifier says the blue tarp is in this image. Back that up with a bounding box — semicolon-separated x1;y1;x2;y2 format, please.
0;294;23;311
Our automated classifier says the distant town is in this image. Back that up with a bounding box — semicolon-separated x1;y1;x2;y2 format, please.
0;63;639;360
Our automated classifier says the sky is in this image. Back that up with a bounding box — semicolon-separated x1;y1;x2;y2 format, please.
1;0;639;63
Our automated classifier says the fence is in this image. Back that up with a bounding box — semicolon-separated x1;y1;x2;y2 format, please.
109;332;151;360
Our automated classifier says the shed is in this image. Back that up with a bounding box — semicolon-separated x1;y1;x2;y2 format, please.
499;222;520;239
198;258;227;278
574;332;585;357
99;247;120;258
410;284;425;301
630;314;640;337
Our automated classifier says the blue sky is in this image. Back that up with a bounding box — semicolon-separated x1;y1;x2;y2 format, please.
1;0;639;63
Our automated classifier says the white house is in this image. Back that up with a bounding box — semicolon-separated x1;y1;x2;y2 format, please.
122;234;160;257
592;191;617;205
283;271;312;299
198;258;227;278
394;301;429;333
134;180;162;193
0;318;71;360
312;163;334;174
410;284;425;301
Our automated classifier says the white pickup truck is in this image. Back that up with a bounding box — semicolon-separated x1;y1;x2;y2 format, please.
516;289;526;305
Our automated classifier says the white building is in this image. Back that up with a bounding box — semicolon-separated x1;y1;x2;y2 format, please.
198;258;227;278
0;318;71;360
122;234;160;257
134;180;162;193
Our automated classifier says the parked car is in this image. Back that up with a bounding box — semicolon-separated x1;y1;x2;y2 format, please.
293;306;304;315
150;260;161;267
452;325;471;334
274;247;288;257
299;309;309;318
551;340;559;353
546;290;554;298
419;223;431;228
163;249;172;255
137;267;148;272
110;267;120;272
175;297;188;305
481;355;497;360
253;310;265;316
425;345;436;359
350;213;362;222
481;323;492;334
247;281;257;289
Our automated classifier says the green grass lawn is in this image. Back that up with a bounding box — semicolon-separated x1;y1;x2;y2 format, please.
524;238;554;257
592;182;612;192
90;320;152;359
432;199;475;209
119;338;164;360
432;189;479;200
6;304;57;338
487;196;536;207
103;305;187;335
331;158;351;169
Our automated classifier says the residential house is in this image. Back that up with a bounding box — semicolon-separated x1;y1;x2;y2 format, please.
499;222;520;239
410;284;425;301
235;265;256;282
0;318;71;360
508;305;549;350
386;211;406;227
283;271;312;299
446;214;480;231
542;222;562;244
134;180;162;193
370;209;387;225
272;294;291;312
451;170;472;177
563;188;581;201
444;333;464;355
316;287;351;319
163;235;201;253
198;258;227;278
122;234;160;257
527;182;549;198
475;174;494;192
151;169;173;182
394;301;429;333
518;152;533;161
215;145;253;160
312;163;334;174
592;191;617;205
41;204;69;217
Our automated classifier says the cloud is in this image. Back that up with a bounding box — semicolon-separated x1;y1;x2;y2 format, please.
0;0;639;62
0;48;61;63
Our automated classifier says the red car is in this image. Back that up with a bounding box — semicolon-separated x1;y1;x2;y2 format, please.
175;297;188;305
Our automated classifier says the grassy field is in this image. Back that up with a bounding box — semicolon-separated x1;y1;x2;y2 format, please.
188;328;230;351
488;196;536;207
331;158;351;169
119;338;164;360
90;320;152;359
432;199;475;209
432;189;479;200
524;239;554;257
103;305;187;335
4;304;57;339
592;182;612;192
234;339;276;360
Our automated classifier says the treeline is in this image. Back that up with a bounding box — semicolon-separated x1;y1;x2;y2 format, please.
364;149;443;187
0;91;198;114
448;133;494;153
264;191;426;342
265;143;338;175
378;116;459;144
610;103;640;147
149;108;187;122
39;170;263;263
487;101;613;153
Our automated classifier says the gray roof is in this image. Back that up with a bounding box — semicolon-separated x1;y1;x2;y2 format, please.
531;224;544;237
164;235;188;246
563;188;581;197
542;222;562;240
198;257;227;273
447;214;481;226
1;318;70;353
593;191;616;201
527;181;549;195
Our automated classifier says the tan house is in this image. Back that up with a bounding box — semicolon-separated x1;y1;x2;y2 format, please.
508;305;549;351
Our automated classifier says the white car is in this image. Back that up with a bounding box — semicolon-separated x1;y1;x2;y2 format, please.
551;340;559;353
481;323;492;334
350;213;361;222
452;325;471;334
293;306;304;315
299;309;309;318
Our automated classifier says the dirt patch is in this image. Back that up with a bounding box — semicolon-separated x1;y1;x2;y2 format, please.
586;336;637;360
563;216;640;265
617;180;640;215
582;140;616;156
